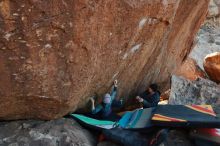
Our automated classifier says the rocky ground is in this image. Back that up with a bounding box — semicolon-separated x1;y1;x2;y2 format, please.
0;118;96;146
169;75;220;105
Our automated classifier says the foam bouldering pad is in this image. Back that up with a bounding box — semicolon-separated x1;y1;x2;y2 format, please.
71;105;220;131
151;105;220;128
118;108;154;129
71;114;116;130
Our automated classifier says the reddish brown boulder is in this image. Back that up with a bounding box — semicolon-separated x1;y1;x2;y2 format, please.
0;0;209;120
160;89;171;101
175;58;207;80
204;52;220;83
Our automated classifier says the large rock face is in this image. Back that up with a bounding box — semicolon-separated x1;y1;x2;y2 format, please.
0;118;96;146
169;75;220;105
0;0;209;120
175;58;207;81
204;52;220;83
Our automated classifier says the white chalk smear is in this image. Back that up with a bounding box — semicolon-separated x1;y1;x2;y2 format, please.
112;72;119;79
4;33;12;41
139;18;147;29
130;44;142;53
44;44;52;49
122;53;128;60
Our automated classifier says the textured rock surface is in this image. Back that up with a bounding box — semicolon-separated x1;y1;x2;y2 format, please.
0;0;209;120
169;75;220;105
0;118;96;146
175;58;207;80
190;20;220;71
208;0;220;17
204;52;220;83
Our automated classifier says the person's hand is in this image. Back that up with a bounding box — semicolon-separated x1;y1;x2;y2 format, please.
89;98;95;111
114;80;118;87
136;96;143;102
89;98;95;103
136;96;140;100
138;98;144;102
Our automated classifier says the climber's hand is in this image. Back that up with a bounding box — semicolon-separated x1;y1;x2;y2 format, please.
114;80;118;87
89;98;95;103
